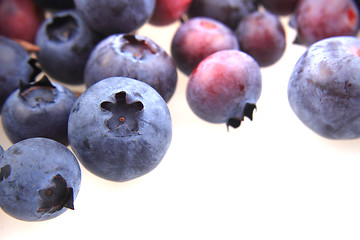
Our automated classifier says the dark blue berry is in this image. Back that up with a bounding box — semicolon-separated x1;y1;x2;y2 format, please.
68;77;172;182
0;137;81;221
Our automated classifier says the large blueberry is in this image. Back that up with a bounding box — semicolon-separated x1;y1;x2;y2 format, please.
35;9;102;85
288;36;360;139
1;75;77;145
84;33;177;102
68;77;172;182
73;0;155;36
0;137;81;221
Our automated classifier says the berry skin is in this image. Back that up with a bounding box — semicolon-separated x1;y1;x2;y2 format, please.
68;77;172;182
0;137;81;221
84;33;177;102
1;75;77;145
187;0;258;30
73;0;155;36
259;0;299;16
171;17;239;76
288;36;360;139
291;0;360;46
0;36;34;110
235;10;286;67
149;0;192;26
186;49;262;128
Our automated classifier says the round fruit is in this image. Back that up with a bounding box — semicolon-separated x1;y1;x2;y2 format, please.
171;17;239;76
68;77;172;182
35;9;101;85
73;0;155;36
84;33;177;102
1;75;77;145
0;137;81;221
288;36;360;139
186;49;262;128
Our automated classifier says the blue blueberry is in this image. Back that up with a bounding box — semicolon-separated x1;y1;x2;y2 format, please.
68;77;172;182
35;9;102;85
0;137;81;221
84;33;177;102
288;36;360;139
73;0;155;36
0;36;34;110
1;75;77;145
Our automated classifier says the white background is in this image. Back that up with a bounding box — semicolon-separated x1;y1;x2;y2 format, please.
1;15;360;240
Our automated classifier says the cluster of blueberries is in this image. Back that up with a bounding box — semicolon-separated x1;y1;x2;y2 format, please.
0;0;360;222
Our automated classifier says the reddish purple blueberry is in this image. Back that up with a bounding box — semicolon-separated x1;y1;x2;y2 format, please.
171;17;239;76
235;10;286;67
291;0;360;46
186;49;262;128
149;0;192;26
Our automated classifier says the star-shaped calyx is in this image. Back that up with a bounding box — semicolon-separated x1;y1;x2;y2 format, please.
120;34;157;60
100;91;144;132
37;174;74;214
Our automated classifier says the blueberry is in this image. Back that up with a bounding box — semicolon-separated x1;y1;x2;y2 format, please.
288;36;360;139
68;77;172;182
1;75;77;145
235;10;286;67
84;33;177;102
35;9;102;85
186;49;262;128
73;0;155;36
149;0;192;26
290;0;359;46
171;17;239;76
0;137;81;221
0;36;34;110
